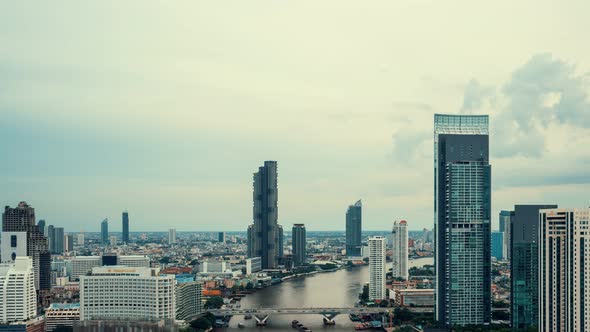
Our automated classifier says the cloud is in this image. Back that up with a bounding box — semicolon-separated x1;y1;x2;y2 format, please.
460;79;495;114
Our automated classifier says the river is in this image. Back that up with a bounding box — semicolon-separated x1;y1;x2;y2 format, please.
219;257;433;331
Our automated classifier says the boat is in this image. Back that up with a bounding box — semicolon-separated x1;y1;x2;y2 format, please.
354;323;371;330
349;314;361;322
322;317;336;325
291;320;300;328
244;314;252;320
238;323;245;328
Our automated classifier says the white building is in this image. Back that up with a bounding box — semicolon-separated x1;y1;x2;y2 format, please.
246;257;262;275
168;229;177;244
202;261;230;273
0;257;36;323
539;208;590;332
80;266;175;320
45;303;80;331
0;232;27;263
176;280;203;321
119;255;150;268
391;220;408;280
368;236;386;300
71;255;151;280
77;233;85;246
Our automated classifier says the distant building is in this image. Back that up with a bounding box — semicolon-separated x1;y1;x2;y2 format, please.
345;200;362;257
73;319;177;332
246;225;254;257
168;229;177;244
218;232;225;243
64;234;74;253
52;227;64;254
37;220;45;236
44;303;80;332
122;211;129;244
109;236;117;246
71;255;150;280
538;208;588;332
100;219;108;245
80;266;175;320
245;257;262;275
119;255;151;268
77;233;85;246
394;289;435;307
368;236;386;300
511;204;557;329
292;224;306;266
45;225;54;253
175;279;202;321
391;220;408;280
491;231;504;260
277;224;284;260
499;210;514;261
201;261;230;273
0;257;36;324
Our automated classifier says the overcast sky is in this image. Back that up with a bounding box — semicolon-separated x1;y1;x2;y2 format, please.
1;1;589;232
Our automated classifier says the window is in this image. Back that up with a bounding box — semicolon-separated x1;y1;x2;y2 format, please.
10;235;17;248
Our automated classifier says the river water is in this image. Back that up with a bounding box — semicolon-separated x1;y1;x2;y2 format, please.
219;257;433;331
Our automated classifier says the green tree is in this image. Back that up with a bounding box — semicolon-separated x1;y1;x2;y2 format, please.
204;296;224;309
358;284;369;303
189;317;212;331
245;282;254;289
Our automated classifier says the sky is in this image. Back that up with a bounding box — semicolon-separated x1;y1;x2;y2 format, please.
1;1;589;232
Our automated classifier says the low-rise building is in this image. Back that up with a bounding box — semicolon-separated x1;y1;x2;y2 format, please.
44;303;80;332
394;289;435;307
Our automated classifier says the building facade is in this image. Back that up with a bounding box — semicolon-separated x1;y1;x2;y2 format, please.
434;114;491;326
499;210;514;261
218;232;225;243
346;200;362;257
511;204;557;329
491;231;504;260
100;219;108;245
168;229;177;244
64;234;74;253
391;220;408;280
538;208;590;332
292;224;306;266
71;255;150;280
175;280;202;321
368;236;386;300
122;211;129;244
0;257;36;324
52;228;64;254
44;303;80;332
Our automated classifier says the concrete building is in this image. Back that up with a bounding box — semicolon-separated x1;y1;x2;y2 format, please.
100;219;108;245
345;200;362;257
44;303;80;332
109;236;117;246
292;224;306;266
391;220;408;280
77;233;85;246
80;266;175;320
52;228;64;254
248;161;281;269
368;236;386;300
119;255;150;268
277;224;284;261
245;257;262;275
491;231;504;260
168;229;177;244
122;211;129;244
499;210;514;261
1;232;27;263
511;204;557;329
71;255;150;280
539;208;590;332
434;114;491;326
64;234;74;253
201;261;230;273
394;289;435;307
175;279;202;321
0;257;36;324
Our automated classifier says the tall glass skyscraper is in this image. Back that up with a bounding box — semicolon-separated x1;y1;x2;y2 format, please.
434;114;491;326
292;224;306;266
345;200;362;257
491;231;504;260
122;211;129;244
100;219;109;245
499;210;514;261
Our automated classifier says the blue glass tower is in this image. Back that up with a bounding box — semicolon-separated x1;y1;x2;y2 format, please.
491;231;504;260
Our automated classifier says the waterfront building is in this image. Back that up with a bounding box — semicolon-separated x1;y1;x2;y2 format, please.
491;231;504;260
249;161;281;269
2;202;51;290
168;229;177;244
368;236;386;300
538;208;590;332
391;220;408;280
434;114;491;326
53;227;64;254
511;204;557;329
44;303;80;332
292;224;306;266
346;200;362;257
100;219;108;245
80;266;175;320
122;211;129;244
64;234;74;253
0;257;36;324
218;232;225;243
175;280;203;321
499;210;514;261
246;257;262;275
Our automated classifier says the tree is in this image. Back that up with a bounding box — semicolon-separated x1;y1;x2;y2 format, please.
245;282;254;290
190;317;212;331
204;296;224;309
359;284;369;303
159;256;171;264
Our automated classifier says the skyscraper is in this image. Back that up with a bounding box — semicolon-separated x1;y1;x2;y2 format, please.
511;204;557;329
434;114;491;326
491;231;504;260
499;210;514;261
292;224;306;266
346;200;362;257
100;218;109;244
391;220;408;280
277;224;284;260
46;224;55;253
2;202;51;290
53;227;64;254
64;234;74;252
169;229;177;244
368;236;386;300
539;208;590;332
0;257;36;323
37;219;45;235
122;211;129;244
218;232;225;243
246;225;253;258
249;161;281;269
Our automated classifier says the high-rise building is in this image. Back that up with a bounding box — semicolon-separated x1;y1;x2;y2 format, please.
346;200;362;257
100;218;108;244
499;210;514;261
246;225;253;258
80;266;175;320
46;224;55;253
434;114;491;326
168;229;177;244
539;208;590;332
175;279;203;321
77;233;85;246
71;255;150;280
391;220;408;280
368;236;386;300
0;257;36;323
122;211;129;244
2;202;51;290
64;234;74;252
37;220;45;236
292;224;306;266
491;231;503;260
277;224;284;260
218;232;225;243
249;161;281;269
53;227;64;254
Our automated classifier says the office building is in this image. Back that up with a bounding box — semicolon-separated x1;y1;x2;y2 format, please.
491;231;504;260
394;289;435;307
100;219;108;244
248;161;281;269
80;266;175;320
246;225;254;257
511;204;557;329
119;255;150;268
2;202;51;290
218;232;225;243
77;233;85;246
122;211;129;244
168;229;177;244
71;255;150;280
292;224;306;266
0;257;36;324
499;210;514;261
45;225;54;254
368;236;386;300
64;234;74;253
44;303;80;332
52;227;64;254
37;220;45;236
391;220;408;280
109;235;117;246
245;257;262;275
201;261;230;273
277;224;284;260
346;200;362;257
539;208;590;332
434;114;491;326
175;280;203;321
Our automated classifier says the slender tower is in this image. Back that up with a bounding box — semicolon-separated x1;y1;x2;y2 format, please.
345;200;362;257
251;161;280;269
122;211;129;244
391;220;408;280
